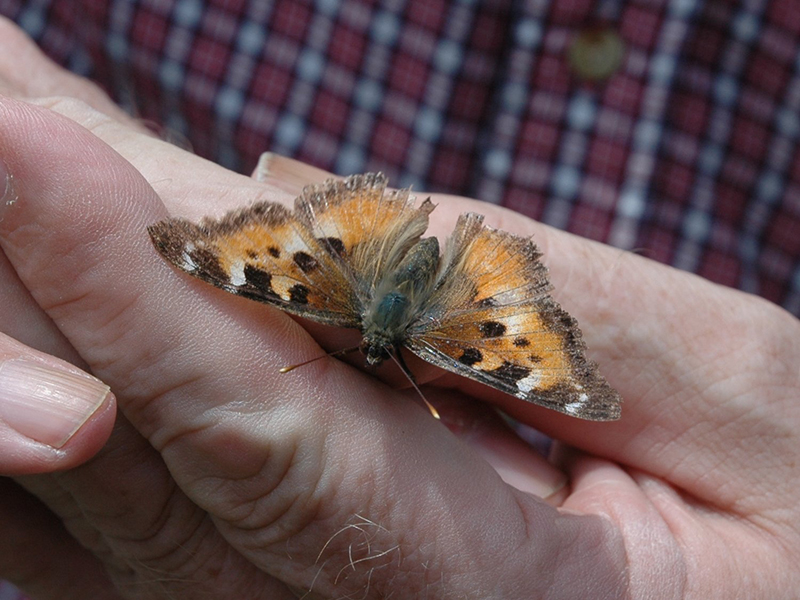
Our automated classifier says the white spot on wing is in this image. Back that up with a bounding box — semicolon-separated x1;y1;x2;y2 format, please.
563;393;589;415
229;259;246;286
272;276;295;301
516;370;542;393
180;242;197;271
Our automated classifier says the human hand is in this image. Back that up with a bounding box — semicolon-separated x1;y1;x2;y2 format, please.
0;17;566;598
2;16;800;600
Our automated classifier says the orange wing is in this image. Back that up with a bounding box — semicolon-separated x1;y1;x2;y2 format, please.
406;213;621;420
295;173;434;299
148;173;433;328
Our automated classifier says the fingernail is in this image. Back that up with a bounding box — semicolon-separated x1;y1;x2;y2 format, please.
253;152;334;191
0;158;13;206
253;152;275;183
0;359;110;448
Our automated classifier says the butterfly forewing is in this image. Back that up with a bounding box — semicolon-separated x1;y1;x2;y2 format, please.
148;199;361;327
407;214;621;420
295;173;434;300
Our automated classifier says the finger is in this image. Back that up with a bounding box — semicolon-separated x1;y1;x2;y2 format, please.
0;478;121;600
0;97;628;597
0;17;142;129
0;99;300;598
252;152;334;194
0;243;93;375
18;416;298;599
435;393;567;502
0;333;114;474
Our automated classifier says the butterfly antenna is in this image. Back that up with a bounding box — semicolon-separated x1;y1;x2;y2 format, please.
389;350;441;420
279;346;361;373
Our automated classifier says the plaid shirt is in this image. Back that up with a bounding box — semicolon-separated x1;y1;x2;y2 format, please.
0;2;799;598
1;0;799;321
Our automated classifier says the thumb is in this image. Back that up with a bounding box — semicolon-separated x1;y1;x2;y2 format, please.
0;334;114;475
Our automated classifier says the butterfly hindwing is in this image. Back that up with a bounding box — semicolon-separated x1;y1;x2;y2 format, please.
406;214;621;420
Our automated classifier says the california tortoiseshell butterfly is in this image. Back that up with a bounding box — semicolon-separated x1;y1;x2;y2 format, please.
148;173;621;420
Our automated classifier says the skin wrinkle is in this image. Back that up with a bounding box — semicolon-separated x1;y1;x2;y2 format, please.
633;506;687;598
498;492;562;597
656;327;798;509
3;213;148;371
25;479;122;574
80;478;270;596
646;423;753;517
712;418;796;515
42;465;222;586
121;506;209;568
81;479;186;549
0;256;78;360
38;97;121;136
62;294;146;377
650;452;738;520
221;440;334;564
219;443;303;533
555;514;631;600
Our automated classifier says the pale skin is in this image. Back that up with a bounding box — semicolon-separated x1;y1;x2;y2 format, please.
0;16;799;600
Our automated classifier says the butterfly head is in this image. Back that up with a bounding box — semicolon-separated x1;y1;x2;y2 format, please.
361;338;393;366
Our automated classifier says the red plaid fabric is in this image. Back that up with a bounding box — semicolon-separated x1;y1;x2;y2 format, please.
0;0;798;319
1;3;799;597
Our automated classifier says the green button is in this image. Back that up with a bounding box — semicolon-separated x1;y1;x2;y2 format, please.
568;28;625;81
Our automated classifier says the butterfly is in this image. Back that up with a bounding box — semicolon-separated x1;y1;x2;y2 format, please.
148;172;621;421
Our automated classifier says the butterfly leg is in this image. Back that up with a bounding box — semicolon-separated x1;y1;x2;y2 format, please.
279;346;361;373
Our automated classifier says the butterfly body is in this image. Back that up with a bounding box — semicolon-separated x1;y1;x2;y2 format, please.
148;173;621;421
362;236;440;365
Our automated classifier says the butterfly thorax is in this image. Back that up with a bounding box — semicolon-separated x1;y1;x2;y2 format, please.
361;237;440;365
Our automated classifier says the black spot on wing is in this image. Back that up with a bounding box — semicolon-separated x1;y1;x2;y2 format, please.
491;361;530;383
513;337;530;347
246;249;258;259
289;284;310;304
479;321;506;337
293;251;318;273
243;264;273;291
319;236;346;257
528;354;543;363
268;246;281;258
459;347;483;366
